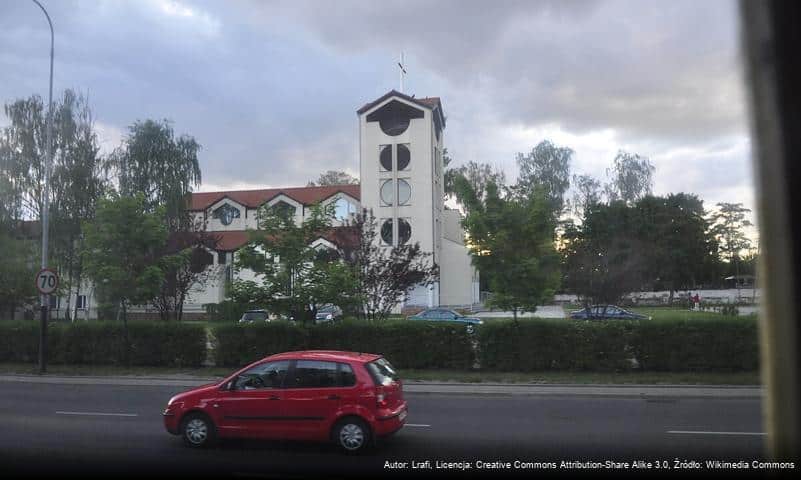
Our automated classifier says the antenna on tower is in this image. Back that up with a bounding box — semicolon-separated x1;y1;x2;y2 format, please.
398;52;407;93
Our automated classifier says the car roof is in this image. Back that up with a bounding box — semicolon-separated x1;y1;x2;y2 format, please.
263;350;382;364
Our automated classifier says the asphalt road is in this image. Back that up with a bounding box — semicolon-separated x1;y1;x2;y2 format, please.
0;380;770;478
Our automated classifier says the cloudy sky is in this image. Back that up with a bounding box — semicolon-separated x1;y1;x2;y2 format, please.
1;0;757;229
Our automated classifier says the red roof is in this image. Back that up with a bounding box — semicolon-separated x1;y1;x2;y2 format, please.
265;350;381;364
189;184;360;211
213;226;359;252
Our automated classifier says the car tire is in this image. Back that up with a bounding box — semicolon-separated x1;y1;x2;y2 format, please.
332;417;372;454
181;413;217;448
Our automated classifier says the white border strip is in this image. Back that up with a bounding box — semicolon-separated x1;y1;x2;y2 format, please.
405;423;431;427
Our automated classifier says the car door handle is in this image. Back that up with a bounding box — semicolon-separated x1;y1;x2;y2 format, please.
268;395;280;400
328;395;341;400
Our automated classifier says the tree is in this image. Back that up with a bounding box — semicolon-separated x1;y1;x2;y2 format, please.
635;193;717;301
456;177;560;322
233;202;355;324
108;119;201;230
571;173;602;219
152;215;221;321
604;151;655;204
708;202;753;300
514;140;572;218
307;170;358;186
560;201;647;312
0;90;107;321
82;194;167;363
342;209;438;322
0;232;38;319
447;160;506;214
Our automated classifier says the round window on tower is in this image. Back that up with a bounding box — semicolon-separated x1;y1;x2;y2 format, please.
397;144;410;170
397;179;411;206
380;180;394;206
380;219;393;245
398;219;412;245
379;145;392;171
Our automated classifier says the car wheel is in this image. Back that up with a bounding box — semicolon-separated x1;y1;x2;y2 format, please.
333;417;371;453
181;413;217;448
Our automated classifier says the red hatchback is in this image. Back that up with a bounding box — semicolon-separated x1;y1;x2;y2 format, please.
163;351;407;452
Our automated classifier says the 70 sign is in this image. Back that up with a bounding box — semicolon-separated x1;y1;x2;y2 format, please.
35;268;59;295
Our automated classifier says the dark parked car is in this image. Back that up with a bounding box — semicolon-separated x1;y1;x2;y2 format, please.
407;308;483;333
569;305;651;320
163;351;407;453
238;309;270;324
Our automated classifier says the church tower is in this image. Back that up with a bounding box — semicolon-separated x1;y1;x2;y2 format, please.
357;91;446;307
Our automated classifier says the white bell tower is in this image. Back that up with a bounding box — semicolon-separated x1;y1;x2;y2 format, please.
357;91;446;307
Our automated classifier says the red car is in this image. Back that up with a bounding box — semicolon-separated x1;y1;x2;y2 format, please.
163;350;407;453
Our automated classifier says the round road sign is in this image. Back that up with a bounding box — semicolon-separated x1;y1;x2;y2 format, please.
35;268;59;295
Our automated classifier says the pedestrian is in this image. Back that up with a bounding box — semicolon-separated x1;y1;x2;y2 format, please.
693;293;701;310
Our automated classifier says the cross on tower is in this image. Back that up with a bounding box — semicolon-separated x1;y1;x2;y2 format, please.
398;52;407;93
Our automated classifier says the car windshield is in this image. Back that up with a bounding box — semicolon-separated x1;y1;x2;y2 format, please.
366;357;399;386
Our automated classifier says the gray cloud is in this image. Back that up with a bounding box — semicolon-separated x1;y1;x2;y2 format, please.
1;0;754;220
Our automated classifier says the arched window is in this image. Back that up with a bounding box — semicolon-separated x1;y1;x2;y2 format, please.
397;179;411;206
271;201;296;219
380;219;393;245
398;218;412;245
212;203;240;226
333;197;354;221
397;144;410;170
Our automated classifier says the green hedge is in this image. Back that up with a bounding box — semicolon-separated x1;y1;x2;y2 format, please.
213;320;474;369
0;322;206;367
631;316;759;371
479;316;758;372
478;319;635;372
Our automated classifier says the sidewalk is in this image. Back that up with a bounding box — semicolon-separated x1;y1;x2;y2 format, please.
0;374;762;399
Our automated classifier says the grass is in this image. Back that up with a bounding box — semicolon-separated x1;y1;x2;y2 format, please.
0;362;760;385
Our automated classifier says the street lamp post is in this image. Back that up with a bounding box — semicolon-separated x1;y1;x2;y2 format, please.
32;0;54;375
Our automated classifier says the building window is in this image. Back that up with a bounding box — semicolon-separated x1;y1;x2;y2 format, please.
217;251;227;264
76;295;87;310
380;180;394;206
271;201;296;219
333;197;355;221
48;296;59;309
398;218;412;245
379;145;392;171
397;179;411;206
212;203;240;226
380;219;393;245
397;144;410;170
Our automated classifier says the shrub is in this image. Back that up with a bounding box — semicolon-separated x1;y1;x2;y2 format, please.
213;320;474;369
0;322;206;367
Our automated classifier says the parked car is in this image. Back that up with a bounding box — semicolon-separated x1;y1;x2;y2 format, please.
238;309;270;324
407;308;483;333
315;304;343;324
569;305;651;320
163;350;407;453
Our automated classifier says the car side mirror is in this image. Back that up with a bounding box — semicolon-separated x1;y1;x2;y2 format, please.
220;380;235;391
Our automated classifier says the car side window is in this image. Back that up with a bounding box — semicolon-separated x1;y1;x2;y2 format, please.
339;363;356;387
286;360;339;388
234;360;290;390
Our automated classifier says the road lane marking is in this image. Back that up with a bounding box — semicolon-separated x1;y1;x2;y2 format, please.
405;423;431;427
55;411;138;417
667;430;765;436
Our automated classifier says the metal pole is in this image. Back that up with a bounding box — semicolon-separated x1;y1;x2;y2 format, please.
32;0;54;375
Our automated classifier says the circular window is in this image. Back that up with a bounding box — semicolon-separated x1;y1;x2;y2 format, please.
380;180;394;205
398;219;412;245
379;116;410;136
397;179;411;206
379;145;392;171
380;220;393;245
397;144;410;170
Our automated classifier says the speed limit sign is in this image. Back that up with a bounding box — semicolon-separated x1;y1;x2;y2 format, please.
35;268;59;295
